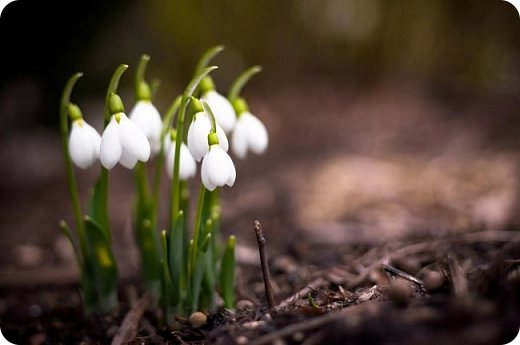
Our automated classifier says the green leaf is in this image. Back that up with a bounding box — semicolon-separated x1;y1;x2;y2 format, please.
168;211;185;306
160;230;176;323
219;235;236;309
136;217;161;298
133;162;161;298
88;176;110;240
200;237;216;310
84;216;118;312
190;249;206;313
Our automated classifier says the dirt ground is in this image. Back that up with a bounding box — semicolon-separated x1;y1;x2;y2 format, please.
1;79;520;344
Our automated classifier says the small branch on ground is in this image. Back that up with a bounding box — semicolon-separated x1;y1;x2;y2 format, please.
111;294;152;345
254;220;275;309
382;263;424;286
447;255;468;297
275;277;328;312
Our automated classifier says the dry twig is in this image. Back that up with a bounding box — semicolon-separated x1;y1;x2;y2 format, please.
111;294;152;345
274;277;328;312
382;263;424;286
254;220;275;309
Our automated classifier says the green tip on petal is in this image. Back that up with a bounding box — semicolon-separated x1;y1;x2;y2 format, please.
208;132;219;146
189;97;204;115
199;77;215;94
108;93;125;115
136;81;152;101
68;103;83;121
232;97;248;116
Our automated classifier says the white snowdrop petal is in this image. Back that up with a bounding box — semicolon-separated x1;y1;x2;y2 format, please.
202;91;236;133
225;155;236;187
130;101;163;155
100;117;123;170
165;146;174;178
244;112;268;154
129;102;152;134
206;147;232;187
231;118;249;159
119;113;151;162
216;123;229;152
187;113;211;162
119;147;139;169
201;157;217;191
166;143;197;180
180;143;197;180
69;121;96;169
163;136;172;156
84;122;101;159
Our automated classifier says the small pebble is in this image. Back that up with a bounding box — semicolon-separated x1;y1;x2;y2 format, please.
189;312;207;329
387;280;411;306
423;271;445;292
236;299;254;310
293;332;305;342
236;335;248;344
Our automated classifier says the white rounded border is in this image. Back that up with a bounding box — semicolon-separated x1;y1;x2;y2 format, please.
502;0;520;17
0;0;16;17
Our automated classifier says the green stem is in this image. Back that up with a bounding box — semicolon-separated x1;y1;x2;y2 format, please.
152;95;182;209
227;65;262;101
136;54;150;88
201;99;217;133
193;45;224;77
98;64;128;236
170;66;218;229
60;72;88;260
135;162;149;201
190;184;206;275
104;64;128;126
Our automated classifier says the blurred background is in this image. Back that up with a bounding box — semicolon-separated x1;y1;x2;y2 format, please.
0;0;519;286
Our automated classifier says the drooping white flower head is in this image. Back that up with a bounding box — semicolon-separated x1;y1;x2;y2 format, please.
201;90;236;134
187;111;228;162
230;97;268;159
100;112;151;169
201;144;236;191
69;118;101;169
164;133;197;180
232;111;268;159
129;100;162;155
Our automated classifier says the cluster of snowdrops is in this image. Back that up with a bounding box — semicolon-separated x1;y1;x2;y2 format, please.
59;46;267;321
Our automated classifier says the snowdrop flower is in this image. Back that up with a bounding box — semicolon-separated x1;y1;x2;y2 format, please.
129;100;162;155
231;98;268;159
100;94;151;170
200;77;236;133
201;133;236;191
187;111;228;162
164;131;196;180
68;104;101;169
